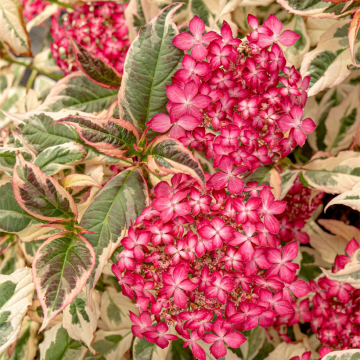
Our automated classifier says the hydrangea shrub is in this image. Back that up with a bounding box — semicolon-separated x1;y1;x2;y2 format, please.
0;0;360;360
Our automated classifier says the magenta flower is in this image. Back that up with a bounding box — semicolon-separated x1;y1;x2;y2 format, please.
129;311;152;338
174;54;210;84
202;319;246;359
121;228;151;261
257;14;300;48
183;330;206;360
172;15;221;60
278;105;316;147
143;322;178;348
159;264;197;308
267;241;299;282
197;217;234;248
205;272;234;304
207;156;245;195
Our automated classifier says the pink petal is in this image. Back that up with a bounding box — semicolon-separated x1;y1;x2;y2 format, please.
180;279;197;292
228;177;244;195
173;264;188;283
173;32;195;50
277;114;294;131
278;30;301;46
189;15;205;37
223;332;246;348
283;241;298;261
166;85;186;104
264;214;280;234
293;128;306;147
301;118;316;134
192;343;206;360
177;115;202;131
192;94;212;108
210;340;227;359
207;172;229;190
274;300;294;316
290;280;310;298
191;44;208;61
247;14;258;29
149;113;171;133
269;200;286;215
174;288;187;308
202;31;222;44
263;14;283;37
156;336;169;349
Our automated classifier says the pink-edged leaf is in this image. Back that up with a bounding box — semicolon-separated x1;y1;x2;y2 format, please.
12;154;77;221
118;3;184;132
62;174;101;189
0;233;16;256
144;136;205;188
56;116;140;159
33;231;95;331
349;10;360;67
80;168;149;304
72;40;122;89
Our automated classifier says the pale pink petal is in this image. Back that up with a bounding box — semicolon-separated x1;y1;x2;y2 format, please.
189;15;205;37
278;30;301;46
301;118;316;134
247;14;258;29
149;113;171;133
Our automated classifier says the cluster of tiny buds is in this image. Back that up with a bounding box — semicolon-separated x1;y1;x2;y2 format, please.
50;1;130;74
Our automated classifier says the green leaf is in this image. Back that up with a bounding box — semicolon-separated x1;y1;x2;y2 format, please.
252;338;275;360
0;315;39;360
277;0;360;19
39;324;87;360
0;147;34;174
321;349;360;360
39;72;118;113
170;339;192;360
240;327;266;360
84;329;133;360
300;20;360;96
63;290;101;354
0;233;15;257
0;243;25;275
33;143;86;175
17;113;81;154
144;136;205;188
119;3;184;132
80;168;149;303
100;287;137;331
300;150;360;194
0;267;35;354
33;232;96;331
72;40;122;89
12;154;78;221
57;116;140;159
133;336;170;360
298;247;331;281
0;182;43;234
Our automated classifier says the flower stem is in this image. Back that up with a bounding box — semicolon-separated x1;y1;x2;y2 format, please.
47;0;73;9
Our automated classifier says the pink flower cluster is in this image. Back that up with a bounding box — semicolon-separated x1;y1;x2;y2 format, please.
112;174;311;359
277;176;324;244
50;2;130;74
148;14;315;174
309;274;360;352
22;0;48;21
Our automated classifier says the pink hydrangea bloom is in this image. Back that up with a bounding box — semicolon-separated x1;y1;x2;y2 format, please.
148;14;315;176
50;2;130;74
112;173;310;359
22;0;48;21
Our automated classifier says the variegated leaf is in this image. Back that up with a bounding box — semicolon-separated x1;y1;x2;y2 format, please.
349;9;360;67
133;336;171;360
321;349;360;360
0;233;15;257
0;147;34;174
306;84;354;152
305;18;337;47
324;85;360;154
277;0;360;19
0;315;39;360
263;342;307;360
0;267;35;355
33;143;86;175
12;154;77;221
80;168;149;303
56;116;139;159
280;169;300;200
19;239;44;263
84;329;133;360
280;15;310;69
300;151;360;194
322;248;360;289
63;290;100;354
119;3;184;132
39;324;87;360
300;20;360;97
72;40;122;89
25;3;59;32
36;72;118;114
100;287;137;331
304;219;348;263
33;232;96;331
0;0;32;56
325;182;360;212
27;299;62;328
0;243;25;275
318;218;360;242
239;327;266;360
62;174;101;189
144;136;205;188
